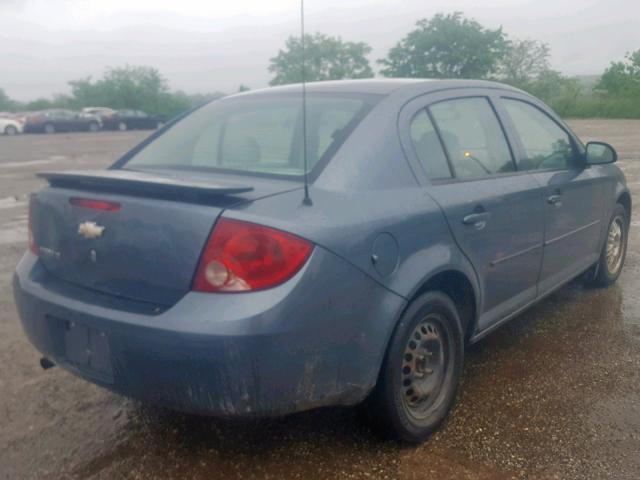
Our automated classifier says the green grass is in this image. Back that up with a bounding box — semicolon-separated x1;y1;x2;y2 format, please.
549;95;640;119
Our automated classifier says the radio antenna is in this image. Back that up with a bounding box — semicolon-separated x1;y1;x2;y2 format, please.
300;0;312;206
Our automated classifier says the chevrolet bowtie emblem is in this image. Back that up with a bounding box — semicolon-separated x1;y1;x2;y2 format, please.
78;221;105;239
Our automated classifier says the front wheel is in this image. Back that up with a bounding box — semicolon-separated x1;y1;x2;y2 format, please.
44;123;55;134
88;121;100;132
585;203;629;287
367;291;463;443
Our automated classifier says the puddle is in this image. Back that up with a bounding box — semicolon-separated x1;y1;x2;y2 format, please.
0;217;27;245
0;196;27;210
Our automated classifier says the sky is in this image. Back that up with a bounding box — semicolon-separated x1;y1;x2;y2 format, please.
0;0;638;101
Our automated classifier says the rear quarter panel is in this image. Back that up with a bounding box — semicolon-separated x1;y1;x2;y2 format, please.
224;185;480;338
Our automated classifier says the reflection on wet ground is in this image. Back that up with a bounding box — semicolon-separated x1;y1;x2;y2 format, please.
1;123;640;479
59;281;639;480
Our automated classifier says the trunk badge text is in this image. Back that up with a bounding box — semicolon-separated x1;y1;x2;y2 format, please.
78;221;105;239
38;247;61;259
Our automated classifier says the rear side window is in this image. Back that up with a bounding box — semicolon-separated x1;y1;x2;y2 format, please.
410;110;451;179
50;110;72;120
502;99;575;170
429;97;514;179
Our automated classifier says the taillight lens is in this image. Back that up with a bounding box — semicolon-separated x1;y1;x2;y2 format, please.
192;218;313;292
28;199;38;255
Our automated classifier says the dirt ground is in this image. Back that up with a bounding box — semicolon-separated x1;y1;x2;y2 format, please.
1;121;639;480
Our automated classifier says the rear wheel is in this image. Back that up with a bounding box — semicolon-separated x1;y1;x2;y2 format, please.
585;203;628;287
117;121;127;131
88;121;100;132
44;123;55;134
4;125;17;135
368;291;463;443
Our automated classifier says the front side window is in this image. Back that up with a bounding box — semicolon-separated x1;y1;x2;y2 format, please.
429;97;514;179
409;109;451;180
502;99;575;171
125;93;378;178
49;110;73;120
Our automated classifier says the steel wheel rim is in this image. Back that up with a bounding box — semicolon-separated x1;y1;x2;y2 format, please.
606;216;625;275
400;313;451;420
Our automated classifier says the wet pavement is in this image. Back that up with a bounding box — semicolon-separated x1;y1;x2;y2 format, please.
1;122;639;479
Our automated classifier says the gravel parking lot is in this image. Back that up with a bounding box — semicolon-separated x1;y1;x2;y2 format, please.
1;121;639;479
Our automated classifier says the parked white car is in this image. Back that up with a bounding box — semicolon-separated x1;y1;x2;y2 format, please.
0;117;23;135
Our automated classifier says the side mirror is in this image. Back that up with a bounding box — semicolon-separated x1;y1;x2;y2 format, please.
586;141;617;165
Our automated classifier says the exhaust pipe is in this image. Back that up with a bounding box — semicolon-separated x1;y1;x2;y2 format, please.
40;357;55;370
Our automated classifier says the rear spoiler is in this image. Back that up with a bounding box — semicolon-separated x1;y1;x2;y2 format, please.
37;170;254;196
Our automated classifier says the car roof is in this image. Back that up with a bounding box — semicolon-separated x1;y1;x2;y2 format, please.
229;78;523;98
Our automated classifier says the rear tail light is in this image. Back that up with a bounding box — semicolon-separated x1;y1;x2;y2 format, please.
28;199;38;255
192;218;313;292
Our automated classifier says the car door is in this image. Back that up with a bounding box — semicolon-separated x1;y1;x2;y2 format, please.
46;110;64;131
126;111;139;129
72;112;85;131
400;91;545;330
135;111;151;129
497;96;605;295
56;110;75;131
120;110;135;129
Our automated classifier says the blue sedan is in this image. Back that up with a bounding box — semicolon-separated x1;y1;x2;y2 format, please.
13;79;630;442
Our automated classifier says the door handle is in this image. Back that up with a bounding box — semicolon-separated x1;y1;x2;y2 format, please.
462;212;490;228
547;194;562;207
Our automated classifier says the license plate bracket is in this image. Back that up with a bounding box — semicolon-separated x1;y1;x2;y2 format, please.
61;318;114;382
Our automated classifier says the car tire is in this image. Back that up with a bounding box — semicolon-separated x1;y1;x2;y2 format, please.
156;121;164;129
88;122;100;132
44;123;55;134
118;121;127;131
367;291;464;443
4;125;18;135
584;203;629;287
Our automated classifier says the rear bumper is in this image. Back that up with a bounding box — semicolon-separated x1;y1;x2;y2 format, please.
13;248;405;417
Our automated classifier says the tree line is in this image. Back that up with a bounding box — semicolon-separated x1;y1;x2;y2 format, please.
268;12;640;118
0;65;226;119
1;12;639;119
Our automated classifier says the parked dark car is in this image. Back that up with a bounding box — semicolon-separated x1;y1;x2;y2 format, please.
100;109;165;131
24;109;101;134
14;80;630;442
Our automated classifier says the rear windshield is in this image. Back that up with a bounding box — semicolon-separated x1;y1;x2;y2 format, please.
124;92;379;178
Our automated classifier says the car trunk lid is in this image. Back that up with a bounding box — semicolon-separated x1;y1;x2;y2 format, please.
30;169;298;306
